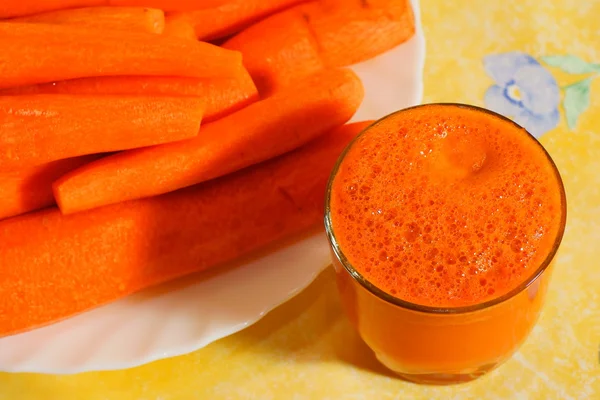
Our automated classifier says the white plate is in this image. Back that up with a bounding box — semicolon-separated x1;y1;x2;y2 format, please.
0;0;425;374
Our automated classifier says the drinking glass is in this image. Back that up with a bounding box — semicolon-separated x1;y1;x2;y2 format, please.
324;104;567;384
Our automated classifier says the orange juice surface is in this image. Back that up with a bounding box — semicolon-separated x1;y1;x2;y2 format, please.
330;104;564;308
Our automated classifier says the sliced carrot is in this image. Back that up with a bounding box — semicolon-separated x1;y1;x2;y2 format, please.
163;16;196;39
224;0;415;93
107;0;229;11
223;4;323;96
53;68;364;214
0;74;258;122
0;121;371;337
9;7;165;34
0;0;229;18
300;0;416;67
167;0;307;41
0;155;102;221
0;1;104;19
0;23;243;89
0;95;204;170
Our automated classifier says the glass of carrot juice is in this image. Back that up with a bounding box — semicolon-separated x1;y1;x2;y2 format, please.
325;103;567;384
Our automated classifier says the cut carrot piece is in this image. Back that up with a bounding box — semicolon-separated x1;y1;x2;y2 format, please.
108;0;229;11
0;74;258;122
223;4;323;96
0;1;104;19
0;1;229;18
0;23;243;89
53;68;364;214
224;0;415;92
10;7;165;34
167;0;307;41
300;0;416;66
163;16;196;39
0;95;205;170
0;121;371;337
0;155;102;221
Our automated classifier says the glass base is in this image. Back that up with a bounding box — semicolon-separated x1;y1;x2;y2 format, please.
375;353;498;385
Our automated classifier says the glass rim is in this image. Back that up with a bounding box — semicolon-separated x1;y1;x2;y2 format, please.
324;102;567;315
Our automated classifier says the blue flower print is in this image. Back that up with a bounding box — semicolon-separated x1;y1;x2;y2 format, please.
483;52;561;138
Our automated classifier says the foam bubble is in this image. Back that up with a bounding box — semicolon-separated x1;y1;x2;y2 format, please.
379;251;388;262
404;223;420;242
425;248;438;260
385;209;397;221
511;239;523;253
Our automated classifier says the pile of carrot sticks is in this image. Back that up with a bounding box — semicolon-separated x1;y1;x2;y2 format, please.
0;0;415;336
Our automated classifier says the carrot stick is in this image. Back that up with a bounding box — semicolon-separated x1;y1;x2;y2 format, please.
0;23;243;89
0;1;104;19
300;0;416;67
53;68;364;214
0;121;371;337
223;4;323;96
9;7;166;34
162;16;196;39
0;74;258;123
0;1;229;18
0;155;103;221
224;0;415;93
107;0;230;11
0;95;205;170
167;0;307;41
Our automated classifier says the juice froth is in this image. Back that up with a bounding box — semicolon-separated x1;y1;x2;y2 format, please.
329;105;564;308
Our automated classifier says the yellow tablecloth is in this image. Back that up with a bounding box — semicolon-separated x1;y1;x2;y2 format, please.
1;0;598;398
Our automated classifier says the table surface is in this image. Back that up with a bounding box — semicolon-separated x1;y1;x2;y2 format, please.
1;0;599;398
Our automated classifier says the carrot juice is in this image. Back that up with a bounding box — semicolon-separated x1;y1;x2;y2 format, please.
325;104;566;384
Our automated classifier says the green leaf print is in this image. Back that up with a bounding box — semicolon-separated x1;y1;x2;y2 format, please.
541;55;600;74
563;77;592;130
